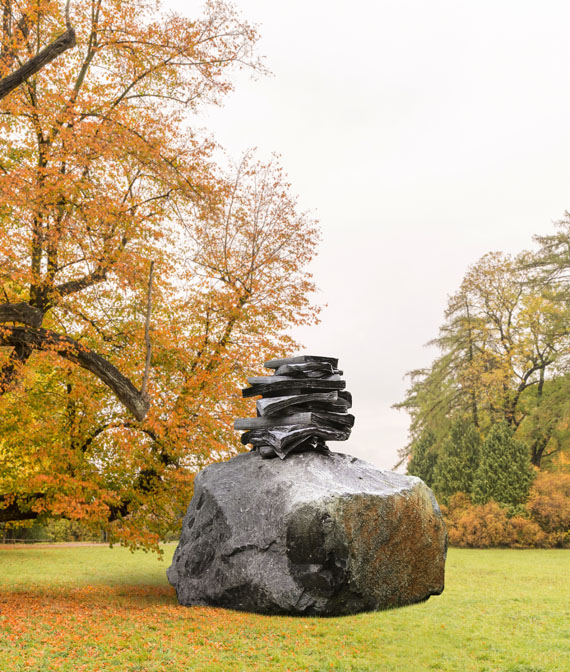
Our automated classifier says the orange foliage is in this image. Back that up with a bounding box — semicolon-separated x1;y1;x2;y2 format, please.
0;580;364;671
526;472;570;546
442;473;570;548
443;493;548;548
0;1;320;549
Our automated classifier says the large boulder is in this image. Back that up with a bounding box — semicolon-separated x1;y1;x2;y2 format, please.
167;451;447;615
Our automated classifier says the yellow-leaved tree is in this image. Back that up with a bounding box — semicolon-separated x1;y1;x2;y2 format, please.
397;251;570;468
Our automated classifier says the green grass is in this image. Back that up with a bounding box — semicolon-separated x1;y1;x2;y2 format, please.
0;544;568;671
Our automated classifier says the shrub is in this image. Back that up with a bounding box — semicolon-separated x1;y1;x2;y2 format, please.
443;493;548;548
526;472;570;547
446;500;512;548
508;515;548;548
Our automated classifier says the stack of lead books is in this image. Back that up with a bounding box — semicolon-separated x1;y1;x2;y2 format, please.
235;355;354;459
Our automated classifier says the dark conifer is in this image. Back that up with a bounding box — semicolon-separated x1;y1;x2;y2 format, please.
407;431;438;488
433;419;481;501
472;423;534;507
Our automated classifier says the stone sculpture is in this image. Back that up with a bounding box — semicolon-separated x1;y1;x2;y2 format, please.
167;451;447;615
167;353;447;615
235;355;355;459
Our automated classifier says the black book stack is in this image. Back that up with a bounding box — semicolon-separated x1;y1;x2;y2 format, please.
235;355;355;459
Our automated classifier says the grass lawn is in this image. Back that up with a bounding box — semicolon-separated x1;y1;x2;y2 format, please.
0;544;568;672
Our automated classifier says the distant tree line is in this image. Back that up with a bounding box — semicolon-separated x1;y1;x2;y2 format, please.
396;219;570;547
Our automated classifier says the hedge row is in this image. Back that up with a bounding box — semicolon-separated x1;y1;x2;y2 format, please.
440;472;570;548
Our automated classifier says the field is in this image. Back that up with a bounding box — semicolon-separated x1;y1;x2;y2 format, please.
0;544;568;672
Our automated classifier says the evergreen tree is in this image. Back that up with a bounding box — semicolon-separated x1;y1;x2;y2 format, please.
472;423;534;507
407;431;438;487
433;418;481;502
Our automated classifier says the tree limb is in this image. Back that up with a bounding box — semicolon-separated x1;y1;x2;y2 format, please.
54;267;109;299
0;325;149;420
0;493;44;523
0;26;76;101
141;260;154;401
0;302;43;327
79;421;161;454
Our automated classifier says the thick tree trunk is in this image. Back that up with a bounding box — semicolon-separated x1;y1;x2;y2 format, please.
531;367;547;467
531;439;546;468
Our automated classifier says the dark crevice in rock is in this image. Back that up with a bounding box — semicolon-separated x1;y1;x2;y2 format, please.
222;540;279;558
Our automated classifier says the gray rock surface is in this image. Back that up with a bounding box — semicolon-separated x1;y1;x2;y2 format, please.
167;451;447;615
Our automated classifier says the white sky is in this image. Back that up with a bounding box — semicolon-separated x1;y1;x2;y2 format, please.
168;0;570;469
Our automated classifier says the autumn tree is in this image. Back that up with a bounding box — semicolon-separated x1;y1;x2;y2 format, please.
519;217;570;467
396;250;570;468
0;1;320;548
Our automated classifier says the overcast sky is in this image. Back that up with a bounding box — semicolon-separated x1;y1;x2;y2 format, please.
168;0;570;470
